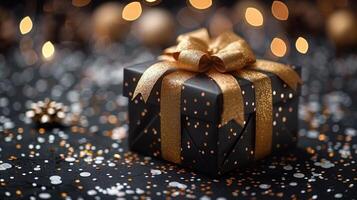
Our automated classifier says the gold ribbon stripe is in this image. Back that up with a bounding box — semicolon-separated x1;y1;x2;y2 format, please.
250;60;302;91
206;69;245;126
237;70;273;160
160;71;195;164
133;62;177;102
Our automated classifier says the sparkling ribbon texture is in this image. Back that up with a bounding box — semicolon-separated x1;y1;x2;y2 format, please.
132;28;301;164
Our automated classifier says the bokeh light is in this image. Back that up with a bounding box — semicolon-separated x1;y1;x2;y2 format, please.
271;1;289;21
72;0;91;7
295;37;309;54
270;37;287;57
42;41;55;60
245;7;263;27
19;16;33;35
188;0;212;10
122;2;142;21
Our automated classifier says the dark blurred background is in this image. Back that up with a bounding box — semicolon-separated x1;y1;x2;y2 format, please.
1;0;356;56
0;1;356;199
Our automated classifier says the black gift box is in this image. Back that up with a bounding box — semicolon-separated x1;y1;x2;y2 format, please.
123;61;301;176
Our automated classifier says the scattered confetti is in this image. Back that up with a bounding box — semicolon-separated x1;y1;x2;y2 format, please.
49;175;62;185
168;181;187;190
283;165;293;171
259;184;271;189
150;169;162;175
38;193;51;199
79;172;91;177
0;163;12;171
65;157;76;162
293;173;305;178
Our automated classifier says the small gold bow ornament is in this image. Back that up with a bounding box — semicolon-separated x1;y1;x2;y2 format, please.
132;28;301;164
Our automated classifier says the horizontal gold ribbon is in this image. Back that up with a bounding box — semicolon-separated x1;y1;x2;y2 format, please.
132;28;301;164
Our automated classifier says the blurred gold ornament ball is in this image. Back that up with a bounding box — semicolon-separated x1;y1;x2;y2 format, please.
134;8;175;47
92;2;130;45
209;8;233;37
0;7;16;50
326;10;357;47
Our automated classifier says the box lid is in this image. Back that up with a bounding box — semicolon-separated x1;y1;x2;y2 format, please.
123;61;301;123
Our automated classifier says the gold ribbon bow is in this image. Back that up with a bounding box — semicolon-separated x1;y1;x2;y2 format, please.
132;28;301;164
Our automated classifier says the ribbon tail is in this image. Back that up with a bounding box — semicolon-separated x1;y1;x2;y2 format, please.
161;71;195;164
236;70;273;160
249;59;302;91
132;61;177;102
206;69;244;127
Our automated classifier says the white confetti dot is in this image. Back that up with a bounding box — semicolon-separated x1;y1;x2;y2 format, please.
65;157;76;162
125;190;134;194
289;182;298;186
307;130;318;138
0;163;12;170
95;156;104;161
49;175;62;185
87;190;97;196
334;193;343;198
314;160;335;169
80;172;91;177
283;165;293;170
200;195;211;200
168;181;187;189
259;184;271;189
150;169;162;175
345;128;356;136
293;173;305;178
136;188;144;194
38;193;51;199
49;175;61;180
50;179;62;185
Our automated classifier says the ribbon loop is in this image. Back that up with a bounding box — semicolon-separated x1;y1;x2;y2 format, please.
177;50;210;72
212;40;256;72
209;31;242;50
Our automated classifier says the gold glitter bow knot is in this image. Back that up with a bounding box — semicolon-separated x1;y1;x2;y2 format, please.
161;28;256;73
132;28;301;164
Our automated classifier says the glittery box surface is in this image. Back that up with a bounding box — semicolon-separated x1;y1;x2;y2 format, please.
123;61;301;176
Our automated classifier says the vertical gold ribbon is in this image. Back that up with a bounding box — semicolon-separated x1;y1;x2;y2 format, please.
237;70;273;160
160;71;195;164
206;69;245;126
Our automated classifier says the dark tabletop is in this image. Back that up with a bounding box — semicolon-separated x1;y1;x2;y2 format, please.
0;36;356;200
